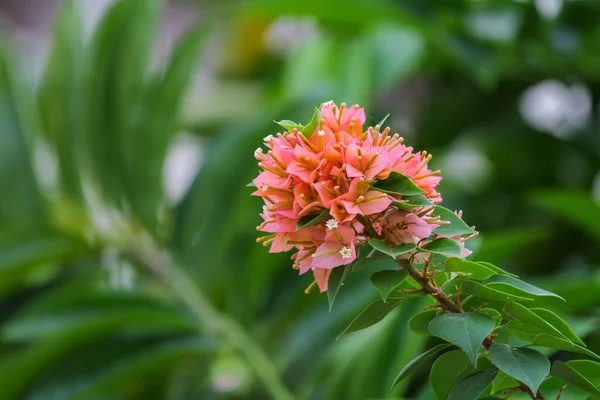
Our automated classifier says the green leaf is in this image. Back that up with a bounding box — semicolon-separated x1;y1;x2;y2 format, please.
367;239;416;259
301;107;322;136
389;343;452;396
422;238;464;258
296;209;330;230
480;308;502;326
430;350;477;400
274;119;303;132
461;281;533;303
377;113;390;127
327;264;350;311
488;344;550;394
408;310;439;336
490;370;518;395
445;258;498;281
531;334;600;360
551;361;600;397
433;206;476;236
338;298;403;337
428;312;495;365
246;182;256;187
476;261;519;278
566;360;600;384
530;308;585;346
391;194;432;210
352;256;397;271
370;269;408;302
373;172;424;195
447;367;497;400
484;275;564;301
503;302;569;342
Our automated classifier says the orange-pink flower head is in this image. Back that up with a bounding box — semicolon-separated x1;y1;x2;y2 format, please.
252;102;474;293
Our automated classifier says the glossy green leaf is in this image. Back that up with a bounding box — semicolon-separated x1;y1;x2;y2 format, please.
461;281;533;303
530;308;585;346
389;343;452;396
328;264;351;311
476;262;518;278
445;258;497;280
567;360;600;384
429;312;495;365
433;206;476;236
430;350;476;400
367;239;416;259
338;298;403;337
484;275;564;301
408;310;439;336
352;256;397;271
422;238;464;258
503;302;569;342
274;119;303;132
374;172;424;195
301;107;322;136
447;367;497;400
296;209;330;230
551;361;600;397
488;344;550;394
370;269;408;302
532;334;600;360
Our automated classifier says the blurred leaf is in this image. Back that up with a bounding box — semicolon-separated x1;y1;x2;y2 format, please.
488;344;549;395
328;264;350;311
531;334;600;361
531;190;600;242
461;281;533;303
301;107;321;136
428;312;494;366
566;360;600;384
408;310;439;336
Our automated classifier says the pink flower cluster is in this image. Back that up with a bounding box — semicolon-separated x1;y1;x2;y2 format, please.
253;102;469;293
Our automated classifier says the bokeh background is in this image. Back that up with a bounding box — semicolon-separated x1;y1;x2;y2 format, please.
1;0;599;399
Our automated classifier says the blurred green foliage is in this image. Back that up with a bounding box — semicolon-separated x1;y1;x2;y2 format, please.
0;0;599;399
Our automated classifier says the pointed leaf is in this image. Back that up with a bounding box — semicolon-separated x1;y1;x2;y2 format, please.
445;258;498;281
461;281;533;303
503;302;569;342
327;264;350;311
376;113;390;127
448;367;497;400
389;343;452;396
476;261;519;278
428;312;495;366
488;344;550;394
370;269;408;302
484;275;564;301
531;334;600;360
338;298;403;337
566;360;600;384
530;308;585;346
374;172;424;196
296;209;330;230
551;361;600;397
300;107;322;136
422;238;463;258
274;119;302;132
433;206;476;235
367;239;416;259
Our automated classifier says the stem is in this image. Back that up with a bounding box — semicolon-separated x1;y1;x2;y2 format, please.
397;260;545;400
135;249;295;400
